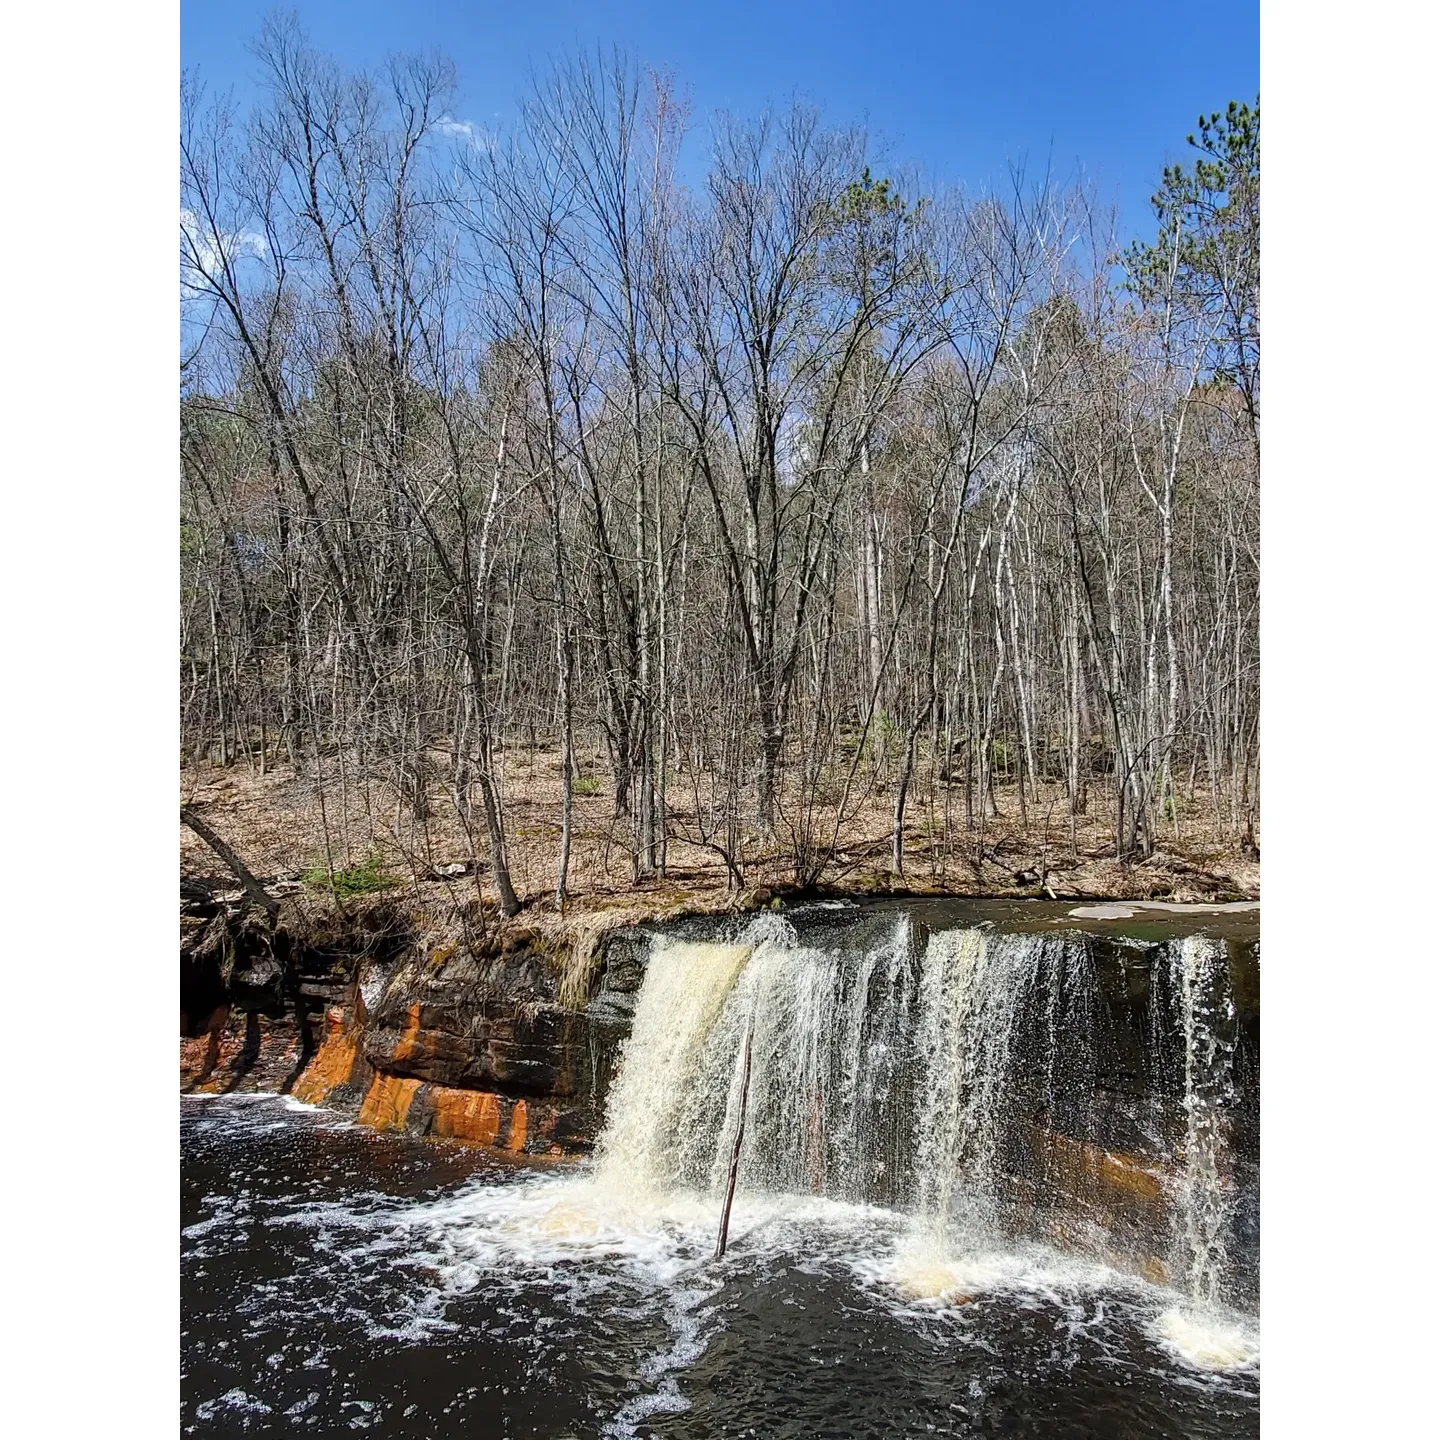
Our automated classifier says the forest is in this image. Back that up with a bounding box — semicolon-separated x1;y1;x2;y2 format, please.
180;19;1259;916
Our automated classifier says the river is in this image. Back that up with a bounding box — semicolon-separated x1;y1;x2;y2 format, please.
183;902;1258;1438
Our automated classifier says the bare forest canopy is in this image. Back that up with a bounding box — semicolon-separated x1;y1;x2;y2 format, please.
181;19;1259;916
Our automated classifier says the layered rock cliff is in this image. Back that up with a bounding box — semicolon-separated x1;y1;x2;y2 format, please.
180;886;646;1157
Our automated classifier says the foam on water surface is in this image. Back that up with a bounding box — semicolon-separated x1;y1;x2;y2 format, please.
185;1090;1261;1437
1154;1305;1261;1371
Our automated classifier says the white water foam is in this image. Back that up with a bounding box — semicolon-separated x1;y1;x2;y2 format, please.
181;1089;280;1102
381;1168;914;1429
1153;1305;1260;1371
866;1233;1128;1310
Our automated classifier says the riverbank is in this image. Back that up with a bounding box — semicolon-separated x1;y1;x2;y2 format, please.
181;758;1258;921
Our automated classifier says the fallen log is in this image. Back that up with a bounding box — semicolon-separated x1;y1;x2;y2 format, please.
180;806;279;917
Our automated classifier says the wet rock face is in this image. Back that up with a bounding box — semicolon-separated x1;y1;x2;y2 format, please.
181;900;406;1092
183;910;626;1155
181;1010;311;1094
360;994;605;1100
180;908;284;1034
290;1004;606;1155
586;927;650;1020
342;941;623;1147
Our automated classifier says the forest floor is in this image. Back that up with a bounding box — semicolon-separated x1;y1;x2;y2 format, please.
181;744;1258;953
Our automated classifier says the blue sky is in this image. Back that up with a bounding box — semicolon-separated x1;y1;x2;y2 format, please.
181;0;1257;246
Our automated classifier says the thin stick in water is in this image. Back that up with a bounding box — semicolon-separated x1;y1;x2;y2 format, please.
714;1012;755;1260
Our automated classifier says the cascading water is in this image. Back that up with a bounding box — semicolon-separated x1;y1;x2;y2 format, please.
589;909;1257;1325
600;914;1036;1223
911;927;1080;1233
1166;933;1241;1307
1146;932;1258;1367
671;912;917;1203
182;902;1260;1437
592;938;753;1203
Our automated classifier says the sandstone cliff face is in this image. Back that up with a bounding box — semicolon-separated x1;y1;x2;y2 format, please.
181;892;641;1157
180;888;408;1097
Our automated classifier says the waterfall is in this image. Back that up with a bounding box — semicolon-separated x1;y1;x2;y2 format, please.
913;928;1065;1231
1156;934;1240;1308
588;908;1255;1323
593;937;753;1202
595;918;1085;1228
670;913;916;1202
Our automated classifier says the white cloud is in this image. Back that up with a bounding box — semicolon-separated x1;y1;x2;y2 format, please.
180;208;266;296
432;116;494;152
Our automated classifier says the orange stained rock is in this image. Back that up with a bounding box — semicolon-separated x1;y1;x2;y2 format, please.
293;1012;360;1106
358;1073;422;1131
428;1088;501;1146
1140;1256;1170;1287
1039;1127;1167;1202
391;1003;424;1064
507;1099;528;1152
180;1032;221;1086
1087;1145;1165;1202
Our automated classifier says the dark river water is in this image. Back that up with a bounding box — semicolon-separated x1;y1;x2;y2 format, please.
181;1094;1258;1439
